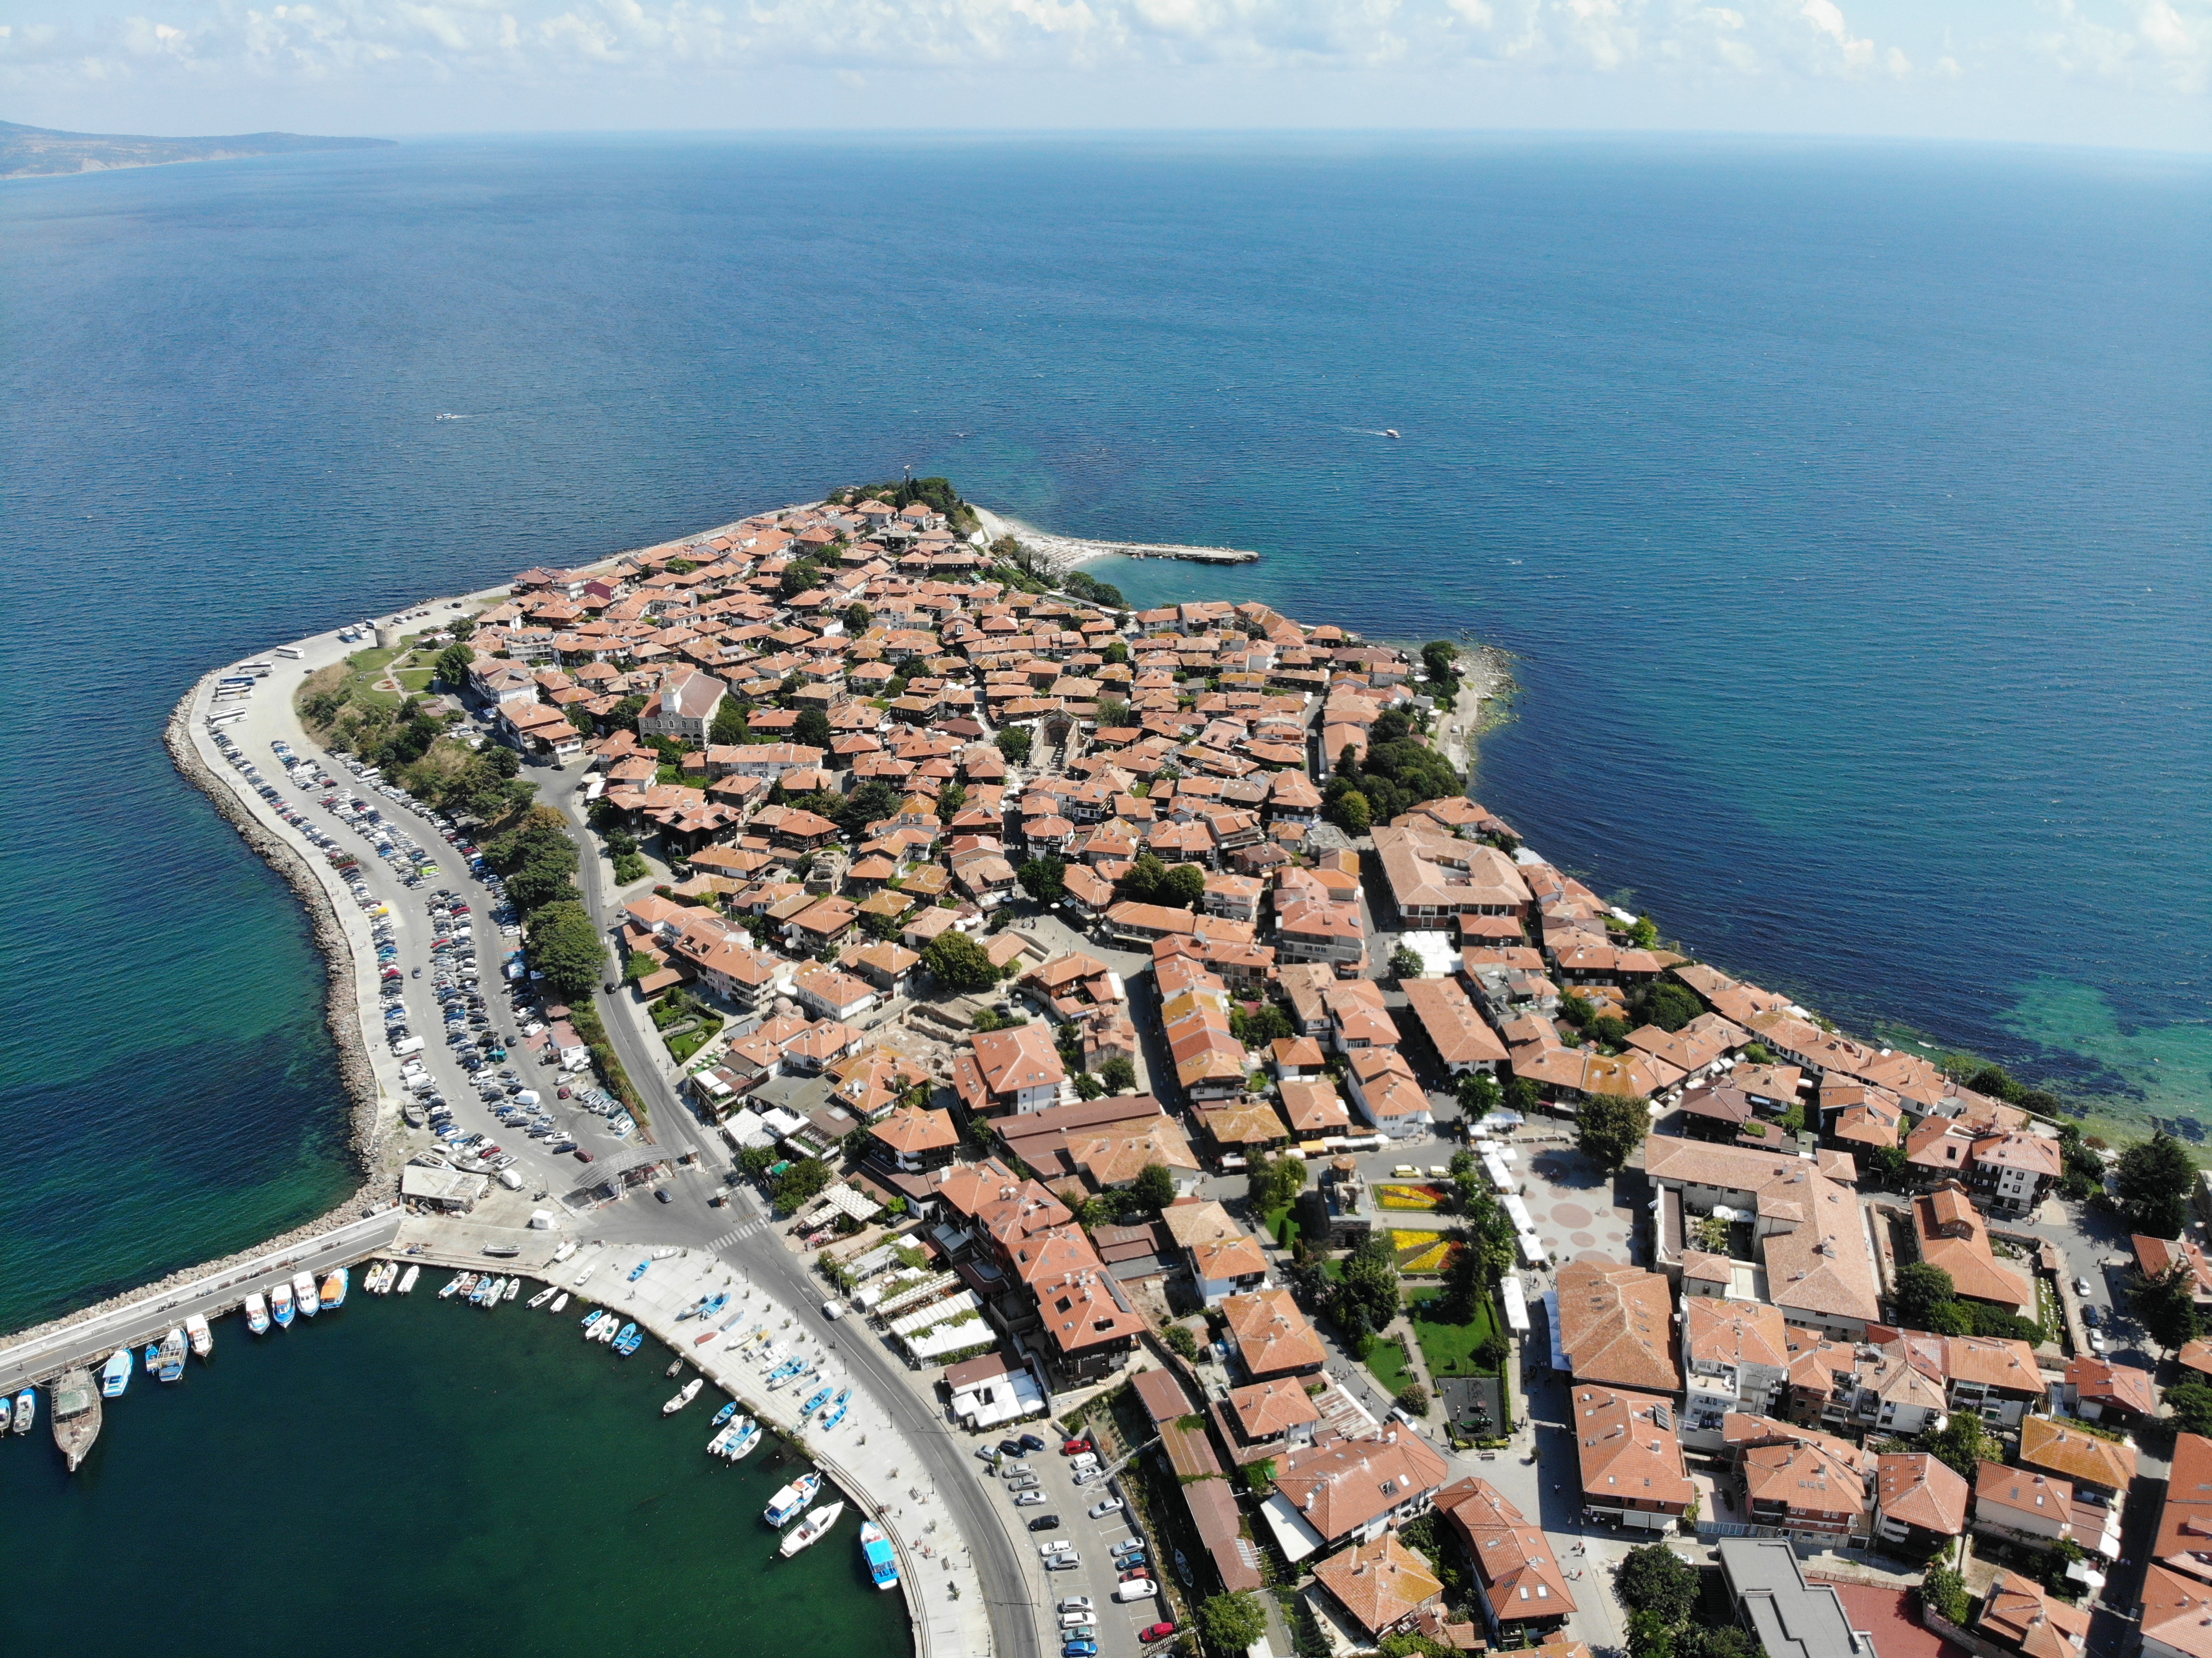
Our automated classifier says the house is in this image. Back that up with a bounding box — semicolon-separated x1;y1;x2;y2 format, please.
2134;1234;2212;1307
951;1024;1067;1117
1029;1268;1147;1385
1400;976;1510;1076
1221;1287;1329;1380
1681;1299;1790;1448
1872;1452;1970;1551
1160;1200;1271;1305
1739;1431;1872;1544
636;666;727;742
1914;1184;2036;1319
1786;1329;1949;1444
1371;824;1531;927
2058;1354;2159;1426
1974;1572;2089;1658
1975;1463;2073;1543
1572;1385;1692;1531
1310;1534;1444;1647
868;1103;960;1174
1715;1540;1874;1658
1433;1478;1576;1645
1272;1428;1451;1547
1342;1047;1436;1140
2017;1415;2137;1500
1216;1378;1323;1462
792;963;879;1025
1910;1331;2048;1429
1280;1077;1353;1143
994;1095;1199;1193
1553;1258;1682;1395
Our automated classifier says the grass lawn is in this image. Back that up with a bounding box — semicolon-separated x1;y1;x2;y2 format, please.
1263;1205;1300;1251
1408;1289;1501;1378
395;668;436;692
1365;1338;1417;1395
667;1018;723;1065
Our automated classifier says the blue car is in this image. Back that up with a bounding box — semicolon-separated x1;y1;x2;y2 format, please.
1064;1643;1098;1658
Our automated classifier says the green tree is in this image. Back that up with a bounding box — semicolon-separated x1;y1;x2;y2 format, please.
710;699;750;746
1249;1154;1308;1213
506;856;579;916
1130;1162;1177;1212
1576;1094;1648;1171
1100;1056;1137;1093
1456;1071;1504;1120
1329;788;1373;836
1122;850;1170;904
1918;1410;1999;1481
2132;1260;2204;1351
1642;981;1704;1032
1393;1383;1431;1417
2117;1132;2196;1238
740;1146;779;1178
435;641;474;687
1161;863;1207;910
1197;1592;1267;1653
1895;1261;1957;1330
1626;1611;1679;1658
777;558;824;599
793;708;834;751
1419;640;1459;687
1616;1542;1699;1624
2166;1379;2212;1438
1073;1071;1105;1101
1388;944;1424;981
1919;1564;1971;1625
994;727;1033;765
922;929;998;993
841;602;873;633
1332;1232;1402;1338
525;900;609;1000
1162;1323;1199;1360
1018;856;1067;905
772;1157;833;1211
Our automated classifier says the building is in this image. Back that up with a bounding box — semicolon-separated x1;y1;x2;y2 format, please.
1682;1298;1790;1448
2137;1567;2212;1658
2059;1354;2159;1426
1310;1534;1444;1647
1433;1477;1576;1645
2017;1415;2137;1500
951;1023;1067;1117
1739;1432;1872;1544
1914;1184;2036;1319
636;665;727;742
1400;976;1509;1076
1221;1286;1330;1381
1272;1429;1451;1548
1572;1386;1692;1531
1975;1463;2073;1544
868;1103;960;1174
1715;1539;1875;1658
1553;1258;1682;1395
1872;1452;1969;1552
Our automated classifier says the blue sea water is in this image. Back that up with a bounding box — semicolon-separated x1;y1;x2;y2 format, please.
3;134;2208;1338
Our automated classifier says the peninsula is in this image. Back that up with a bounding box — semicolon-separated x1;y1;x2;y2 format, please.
0;118;394;179
5;475;2184;1658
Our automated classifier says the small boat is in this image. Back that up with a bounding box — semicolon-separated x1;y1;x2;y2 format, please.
271;1281;294;1327
799;1385;834;1417
185;1312;213;1359
51;1368;100;1473
396;1265;420;1294
663;1379;703;1415
764;1471;823;1527
15;1386;38;1435
778;1502;844;1558
1174;1547;1192;1585
155;1327;188;1383
100;1348;134;1397
666;1359;683;1379
321;1267;348;1310
707;1422;740;1456
820;1398;850;1432
552;1240;578;1263
244;1291;271;1335
613;1323;642;1356
527;1285;556;1309
650;1248;680;1261
437;1275;464;1300
724;1417;761;1460
549;1292;568;1313
502;1278;520;1302
628;1260;652;1282
859;1520;900;1590
1385;428;1401;438
711;1401;738;1426
293;1270;321;1318
596;1317;618;1345
581;1312;609;1341
143;1341;162;1370
573;1264;597;1287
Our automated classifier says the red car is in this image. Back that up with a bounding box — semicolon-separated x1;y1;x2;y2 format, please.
1119;1568;1151;1583
1061;1438;1092;1456
1139;1625;1177;1644
574;1149;596;1162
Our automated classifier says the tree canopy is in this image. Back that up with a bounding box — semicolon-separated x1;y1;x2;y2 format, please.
922;929;999;993
525;900;608;1000
2117;1132;2196;1238
1615;1542;1699;1625
1895;1261;1956;1330
1197;1593;1267;1653
1017;855;1066;905
1576;1094;1648;1171
2132;1260;2203;1351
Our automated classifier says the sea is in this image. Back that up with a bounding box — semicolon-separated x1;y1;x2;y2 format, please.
0;133;2204;1637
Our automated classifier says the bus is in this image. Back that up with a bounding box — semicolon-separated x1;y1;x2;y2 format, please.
275;646;303;659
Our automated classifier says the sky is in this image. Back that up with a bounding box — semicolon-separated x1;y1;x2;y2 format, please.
0;0;2206;151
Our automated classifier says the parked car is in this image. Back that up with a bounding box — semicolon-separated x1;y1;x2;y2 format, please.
1019;1432;1048;1453
2075;1276;2094;1297
1059;1598;1095;1614
1015;1492;1047;1506
1087;1498;1124;1519
1139;1623;1177;1643
1062;1438;1092;1456
1030;1516;1062;1531
999;1438;1026;1457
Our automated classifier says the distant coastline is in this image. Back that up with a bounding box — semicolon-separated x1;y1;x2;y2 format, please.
0;119;394;181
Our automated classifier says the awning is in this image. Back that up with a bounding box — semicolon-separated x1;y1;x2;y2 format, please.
1259;1492;1328;1563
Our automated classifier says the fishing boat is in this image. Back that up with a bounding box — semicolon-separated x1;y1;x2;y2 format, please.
581;1312;609;1341
612;1323;642;1356
820;1387;852;1430
527;1285;556;1309
663;1379;702;1415
552;1240;579;1263
271;1281;294;1327
15;1386;37;1435
628;1260;652;1282
143;1340;162;1370
437;1274;465;1299
549;1292;568;1313
155;1327;188;1383
396;1265;420;1294
100;1347;133;1397
292;1270;321;1318
51;1368;100;1474
778;1501;844;1558
859;1521;899;1590
320;1266;348;1310
244;1291;271;1335
799;1385;834;1417
596;1316;618;1344
724;1417;761;1460
764;1471;822;1527
184;1312;213;1360
711;1401;738;1426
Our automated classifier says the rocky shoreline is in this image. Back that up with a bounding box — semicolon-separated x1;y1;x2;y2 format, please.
0;682;407;1353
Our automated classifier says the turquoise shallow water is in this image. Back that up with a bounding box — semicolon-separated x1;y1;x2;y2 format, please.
0;1286;907;1656
0;134;2206;1342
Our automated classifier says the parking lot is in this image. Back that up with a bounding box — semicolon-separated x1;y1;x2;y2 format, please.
972;1428;1176;1658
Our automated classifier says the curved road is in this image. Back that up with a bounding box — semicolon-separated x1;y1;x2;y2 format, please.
555;774;1043;1658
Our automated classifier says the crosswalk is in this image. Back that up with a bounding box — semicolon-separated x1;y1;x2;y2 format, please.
708;1220;768;1251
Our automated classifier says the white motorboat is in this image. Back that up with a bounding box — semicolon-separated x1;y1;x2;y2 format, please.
662;1379;702;1415
184;1313;213;1360
778;1501;844;1558
396;1265;420;1294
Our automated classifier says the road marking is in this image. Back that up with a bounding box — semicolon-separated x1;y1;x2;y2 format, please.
709;1221;766;1250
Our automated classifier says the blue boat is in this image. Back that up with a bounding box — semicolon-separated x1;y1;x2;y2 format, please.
712;1401;738;1426
820;1398;850;1433
142;1342;161;1370
799;1385;834;1416
155;1328;187;1384
699;1291;729;1319
628;1260;651;1282
612;1323;642;1356
100;1348;133;1397
859;1521;899;1590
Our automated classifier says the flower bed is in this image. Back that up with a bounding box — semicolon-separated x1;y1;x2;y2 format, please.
1376;1183;1447;1211
1391;1230;1455;1273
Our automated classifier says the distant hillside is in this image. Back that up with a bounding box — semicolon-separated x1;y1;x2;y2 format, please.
0;119;394;180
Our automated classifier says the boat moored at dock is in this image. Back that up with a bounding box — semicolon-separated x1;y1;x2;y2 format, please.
244;1291;271;1334
155;1327;188;1382
662;1379;702;1415
292;1270;321;1318
395;1265;419;1294
777;1501;844;1558
51;1368;100;1473
723;1417;761;1460
14;1386;37;1435
859;1521;899;1590
764;1471;822;1527
271;1281;294;1327
320;1266;348;1309
184;1312;213;1359
100;1347;133;1397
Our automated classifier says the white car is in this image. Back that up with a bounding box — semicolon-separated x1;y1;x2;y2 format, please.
2089;1332;2112;1355
1039;1539;1075;1557
1088;1498;1125;1518
1015;1491;1048;1506
1059;1598;1096;1615
2075;1276;2094;1297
